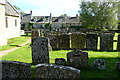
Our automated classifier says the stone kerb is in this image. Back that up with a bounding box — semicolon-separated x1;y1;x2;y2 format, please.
35;64;80;79
31;37;49;64
0;60;31;79
86;33;98;50
100;33;114;51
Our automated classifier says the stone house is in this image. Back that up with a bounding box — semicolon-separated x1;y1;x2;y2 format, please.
0;0;20;46
21;12;81;29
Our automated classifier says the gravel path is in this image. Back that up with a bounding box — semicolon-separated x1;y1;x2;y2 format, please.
0;38;31;57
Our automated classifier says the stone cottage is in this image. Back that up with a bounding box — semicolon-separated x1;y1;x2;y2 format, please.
21;12;81;29
0;0;20;46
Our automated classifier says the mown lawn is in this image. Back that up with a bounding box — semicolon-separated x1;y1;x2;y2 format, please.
1;43;119;79
0;34;30;51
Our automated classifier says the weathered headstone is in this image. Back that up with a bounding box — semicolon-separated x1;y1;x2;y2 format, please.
31;37;49;64
86;33;98;50
35;64;80;79
116;62;120;71
0;60;31;79
57;34;70;50
100;33;114;51
31;29;39;39
67;50;88;68
55;58;66;65
93;59;106;70
49;35;58;50
71;33;86;49
117;35;120;51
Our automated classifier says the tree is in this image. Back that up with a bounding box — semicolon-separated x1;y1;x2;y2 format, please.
13;5;26;15
79;1;118;29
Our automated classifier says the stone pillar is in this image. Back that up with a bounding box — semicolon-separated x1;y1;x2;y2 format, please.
57;34;70;50
31;37;49;64
100;33;114;51
117;35;120;51
67;50;88;68
86;33;98;50
71;33;86;49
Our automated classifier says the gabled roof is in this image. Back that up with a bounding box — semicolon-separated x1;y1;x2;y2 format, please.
5;0;19;17
32;16;51;22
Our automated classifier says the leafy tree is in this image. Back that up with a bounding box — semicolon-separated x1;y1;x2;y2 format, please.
13;5;26;15
79;2;118;29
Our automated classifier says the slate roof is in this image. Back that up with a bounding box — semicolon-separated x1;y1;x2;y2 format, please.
31;16;51;22
5;0;19;17
21;14;31;22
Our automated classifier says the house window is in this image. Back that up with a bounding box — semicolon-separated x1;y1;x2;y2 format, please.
15;19;17;26
6;17;8;28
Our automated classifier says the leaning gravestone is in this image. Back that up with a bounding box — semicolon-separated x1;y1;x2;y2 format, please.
100;33;114;51
67;50;88;68
86;33;98;50
31;37;49;64
57;34;70;50
71;33;86;49
35;64;80;79
93;59;106;70
0;60;31;79
117;35;120;51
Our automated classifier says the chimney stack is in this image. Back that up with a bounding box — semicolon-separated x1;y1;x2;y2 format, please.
76;14;78;17
30;10;32;14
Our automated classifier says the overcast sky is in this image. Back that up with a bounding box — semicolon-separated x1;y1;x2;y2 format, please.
7;0;80;17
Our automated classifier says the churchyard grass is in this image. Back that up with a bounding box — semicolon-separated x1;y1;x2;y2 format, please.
0;34;30;51
1;33;119;79
1;44;119;79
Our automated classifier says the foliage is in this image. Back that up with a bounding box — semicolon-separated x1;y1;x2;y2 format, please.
45;23;52;30
79;2;118;29
13;5;26;15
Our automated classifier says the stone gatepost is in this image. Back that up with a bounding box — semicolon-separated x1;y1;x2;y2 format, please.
117;35;120;51
31;37;49;64
86;33;98;50
100;33;114;51
70;33;86;49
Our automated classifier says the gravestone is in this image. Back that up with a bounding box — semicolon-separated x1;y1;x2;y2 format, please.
55;58;66;65
0;60;31;79
57;34;70;49
35;64;80;79
71;33;86;49
100;33;114;51
86;33;98;50
117;35;120;51
49;35;58;50
31;37;49;64
67;50;88;68
93;59;106;70
116;62;120;71
31;29;39;39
